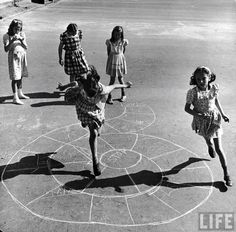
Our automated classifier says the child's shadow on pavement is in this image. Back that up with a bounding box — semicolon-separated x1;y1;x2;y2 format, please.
0;152;93;181
0;91;63;105
63;157;228;193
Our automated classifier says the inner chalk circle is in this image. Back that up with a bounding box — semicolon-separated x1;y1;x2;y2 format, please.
100;149;142;169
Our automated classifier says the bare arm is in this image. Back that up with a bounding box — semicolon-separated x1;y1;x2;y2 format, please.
184;103;210;120
184;103;199;117
105;82;132;94
107;44;111;56
3;36;18;52
215;97;229;122
58;41;64;66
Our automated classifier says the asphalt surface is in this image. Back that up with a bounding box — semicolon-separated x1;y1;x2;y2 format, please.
0;0;236;231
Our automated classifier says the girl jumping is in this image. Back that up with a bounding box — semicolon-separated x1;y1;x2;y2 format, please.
185;66;232;187
72;65;132;176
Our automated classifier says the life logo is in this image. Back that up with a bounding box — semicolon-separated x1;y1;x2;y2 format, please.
199;212;234;231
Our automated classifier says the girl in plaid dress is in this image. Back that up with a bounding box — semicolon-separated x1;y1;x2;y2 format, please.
58;23;89;83
105;26;128;104
73;65;132;176
185;66;232;187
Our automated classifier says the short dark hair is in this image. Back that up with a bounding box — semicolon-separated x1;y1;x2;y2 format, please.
190;66;216;86
82;65;101;97
66;23;78;36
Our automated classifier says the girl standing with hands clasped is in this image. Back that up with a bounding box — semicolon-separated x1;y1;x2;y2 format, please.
105;26;128;104
185;66;232;187
3;19;29;105
72;65;132;176
58;23;89;83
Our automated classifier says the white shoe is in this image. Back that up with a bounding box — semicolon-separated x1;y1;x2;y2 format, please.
120;96;127;102
13;98;24;105
18;89;29;99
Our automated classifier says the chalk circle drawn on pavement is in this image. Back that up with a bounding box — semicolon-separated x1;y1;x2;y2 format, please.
2;103;213;226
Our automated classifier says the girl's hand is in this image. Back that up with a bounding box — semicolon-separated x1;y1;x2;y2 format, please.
78;30;83;39
125;81;132;88
222;115;229;122
59;58;64;66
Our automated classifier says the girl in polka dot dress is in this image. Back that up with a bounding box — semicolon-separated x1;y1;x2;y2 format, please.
185;66;232;187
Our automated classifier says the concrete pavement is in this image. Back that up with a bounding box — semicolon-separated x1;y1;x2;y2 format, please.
0;0;236;231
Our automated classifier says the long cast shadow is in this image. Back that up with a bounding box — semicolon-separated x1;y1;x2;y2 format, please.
0;155;227;192
0;91;63;104
0;152;93;181
63;157;228;193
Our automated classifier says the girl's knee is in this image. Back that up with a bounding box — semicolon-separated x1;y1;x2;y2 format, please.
89;126;98;139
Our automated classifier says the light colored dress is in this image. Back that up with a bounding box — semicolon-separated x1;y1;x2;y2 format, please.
3;32;28;80
75;81;110;129
105;39;128;77
186;84;222;138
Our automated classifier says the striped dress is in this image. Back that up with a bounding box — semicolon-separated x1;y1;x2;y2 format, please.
105;39;128;77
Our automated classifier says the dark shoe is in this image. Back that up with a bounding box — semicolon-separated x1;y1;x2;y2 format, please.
208;146;216;158
57;82;66;91
93;163;101;176
224;175;232;187
106;98;113;104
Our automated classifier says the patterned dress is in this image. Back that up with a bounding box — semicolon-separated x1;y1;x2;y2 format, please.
105;39;128;77
60;31;88;76
3;32;28;80
186;84;222;138
75;82;110;129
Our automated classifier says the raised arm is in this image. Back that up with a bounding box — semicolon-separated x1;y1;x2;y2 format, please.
105;81;132;94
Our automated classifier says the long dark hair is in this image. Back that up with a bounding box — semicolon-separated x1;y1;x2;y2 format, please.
190;66;216;87
110;26;124;43
7;19;23;36
81;65;101;97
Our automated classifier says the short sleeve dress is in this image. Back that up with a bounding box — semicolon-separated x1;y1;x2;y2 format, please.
105;39;128;77
75;82;110;129
3;32;28;80
186;84;222;138
60;31;88;76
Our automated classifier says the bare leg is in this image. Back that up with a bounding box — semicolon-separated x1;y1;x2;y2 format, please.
213;137;231;186
88;124;101;176
70;75;76;83
118;76;125;100
17;79;29;99
107;76;115;104
204;137;216;158
12;80;23;105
